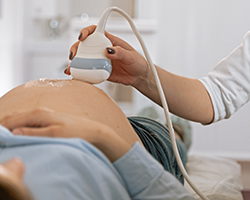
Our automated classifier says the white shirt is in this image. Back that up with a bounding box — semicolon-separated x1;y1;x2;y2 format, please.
200;31;250;122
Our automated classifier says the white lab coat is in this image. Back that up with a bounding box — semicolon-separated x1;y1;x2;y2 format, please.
200;31;250;123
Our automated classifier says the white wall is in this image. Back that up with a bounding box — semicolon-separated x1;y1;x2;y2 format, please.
156;1;250;78
150;0;250;159
0;0;24;97
0;0;23;96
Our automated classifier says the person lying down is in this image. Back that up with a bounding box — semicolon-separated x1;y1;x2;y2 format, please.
0;78;194;200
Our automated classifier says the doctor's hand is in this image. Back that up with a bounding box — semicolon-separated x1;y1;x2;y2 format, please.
0;108;131;162
65;25;150;87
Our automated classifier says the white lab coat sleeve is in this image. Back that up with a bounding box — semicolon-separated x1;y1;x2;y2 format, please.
113;142;194;200
199;31;250;123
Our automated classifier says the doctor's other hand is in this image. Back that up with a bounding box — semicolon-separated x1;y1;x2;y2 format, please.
66;25;150;86
0;108;130;162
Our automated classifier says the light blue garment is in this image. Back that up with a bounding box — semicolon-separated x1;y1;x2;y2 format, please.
0;125;194;200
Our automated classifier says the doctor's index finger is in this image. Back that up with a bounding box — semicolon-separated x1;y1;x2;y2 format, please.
78;25;97;41
69;25;97;60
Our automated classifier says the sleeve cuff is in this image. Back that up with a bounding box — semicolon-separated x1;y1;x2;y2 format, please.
113;142;164;196
199;78;220;123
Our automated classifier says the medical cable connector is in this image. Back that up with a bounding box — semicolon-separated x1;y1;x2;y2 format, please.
71;6;209;200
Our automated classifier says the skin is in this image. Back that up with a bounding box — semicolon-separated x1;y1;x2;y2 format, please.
0;158;25;181
1;108;132;162
0;78;183;161
66;25;214;124
0;79;142;161
0;158;26;192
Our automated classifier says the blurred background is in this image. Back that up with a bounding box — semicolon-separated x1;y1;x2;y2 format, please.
1;0;250;186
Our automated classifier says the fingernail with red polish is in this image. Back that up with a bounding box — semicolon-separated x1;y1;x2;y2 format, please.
107;47;115;54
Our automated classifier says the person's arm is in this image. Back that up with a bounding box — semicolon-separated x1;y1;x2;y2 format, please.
134;65;214;124
67;25;214;124
0;108;194;199
0;108;130;162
